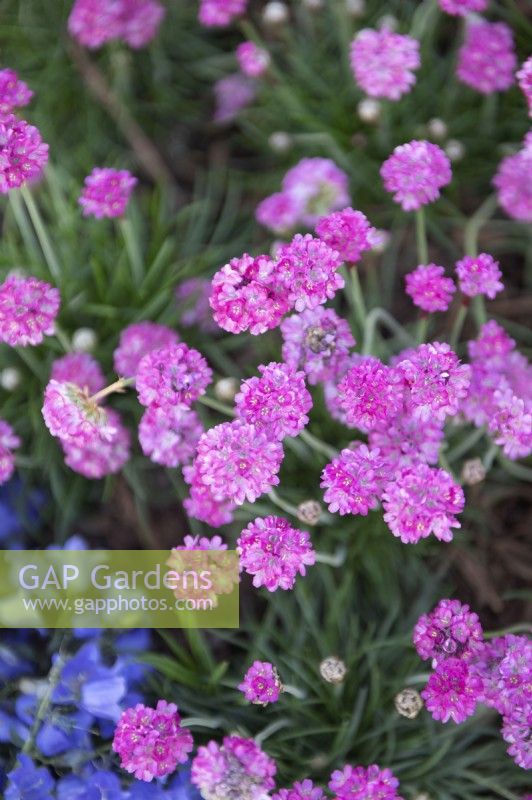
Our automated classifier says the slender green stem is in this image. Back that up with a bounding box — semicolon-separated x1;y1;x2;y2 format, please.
450;302;468;350
464;194;498;257
255;719;291;745
471;295;487;327
90;376;134;403
438;447;456;479
346;267;367;330
119;218;144;285
20;186;62;282
283;684;306;700
54;324;71;353
415;208;428;265
180;717;223;729
9;191;39;257
416;314;429;344
299;428;337;460
23;636;70;755
314;546;347;567
482;442;499;471
198;395;235;417
362;307;415;355
484;623;532;640
498;455;532;482
268;488;300;518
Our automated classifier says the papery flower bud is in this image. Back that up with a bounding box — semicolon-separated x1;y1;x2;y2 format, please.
394;688;423;719
319;656;347;685
297;500;322;526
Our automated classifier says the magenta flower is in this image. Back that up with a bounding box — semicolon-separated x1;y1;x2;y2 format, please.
368;413;444;471
68;0;164;48
62;408;130;478
176;534;227;551
329;763;403;799
236;41;271;77
337;358;403;432
502;704;532;770
455;253;504;299
210;253;290;335
191;421;283;505
119;0;165;48
457;21;516;95
213;73;256;123
112;700;193;782
136;343;212;409
273;780;326;800
237;515;315;591
0;276;60;347
422;658;483;723
42;379;114;444
281;157;350;227
51;352;105;394
493;134;532;223
191;735;276;798
382;464;465;543
381;140;452;211
438;0;487;14
255;192;302;234
280;307;355;385
239;660;283;704
235;361;312;441
315;207;376;264
321;444;385;516
517;56;532;117
276;234;344;312
0;420;21;485
472;634;531;716
113;321;179;379
183;465;236;527
350;28;420;101
405;263;456;312
199;0;247;27
489;388;532;460
139;405;203;467
468;320;515;360
0;114;48;193
0;69;33;114
79;167;137;218
413;599;484;665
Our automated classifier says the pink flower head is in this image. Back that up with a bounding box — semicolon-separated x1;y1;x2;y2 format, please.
0;114;48;193
42;379;115;444
237;515;315;591
214;73;256;123
68;0;164;48
493;135;532;223
280;307;355;385
237;41;271;77
79;167;137;218
315;207;376;264
239;660;283;704
136;343;212;409
235;361;312;441
0;420;21;485
380;140;452;211
329;763;403;799
457;21;516;94
191;420;283;505
337;357;403;432
405;263;456;312
62;408;130;478
255;192;302;234
489;388;532;460
112;700;193;782
210;253;290;335
422;658;483;723
113;321;179;379
368;413;444;471
0;69;33;114
382;464;464;543
517;56;532;117
273;780;326;800
199;0;247;27
191;735;276;798
438;0;488;15
0;276;60;347
413;598;484;665
183;464;236;527
175;278;218;333
321;444;385;516
397;342;471;422
350;28;420;101
139;404;203;467
119;0;165;48
472;634;531;716
468;320;515;360
455;253;503;299
502;704;532;770
276;234;344;312
51;352;105;395
282;158;351;227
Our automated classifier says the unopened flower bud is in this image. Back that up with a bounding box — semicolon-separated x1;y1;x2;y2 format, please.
445;139;465;162
262;1;289;26
214;377;238;403
319;656;347;685
269;131;292;153
394;688;423;719
0;367;21;391
357;98;381;124
297;499;322;526
345;0;365;17
72;327;97;353
427;118;448;140
461;458;486;486
414;794;432;800
378;13;398;30
302;0;323;9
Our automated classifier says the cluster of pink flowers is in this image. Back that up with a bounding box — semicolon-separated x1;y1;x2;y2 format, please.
0;420;21;485
381;140;452;211
63;407;131;478
68;0;165;49
113;321;180;378
349;28;420;101
337;358;402;431
0;69;33;114
276;234;344;311
457;21;516;94
321;444;384;516
139;404;203;467
112;700;193;782
455;253;504;299
136;343;212;409
191;735;276;798
405;263;456;313
413;598;484;665
368;413;444;471
0;113;48;193
0;275;60;347
213;73;256;123
51;352;105;394
239;660;283;704
315;207;375;263
236;41;271;78
199;0;247;27
237;515;315;591
422;657;483;723
517;56;532;117
493;132;532;223
273;780;325;800
256;157;350;232
78;167;137;218
438;0;487;15
329;764;403;799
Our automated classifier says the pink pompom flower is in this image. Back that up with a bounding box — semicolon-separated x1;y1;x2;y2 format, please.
112;700;193;782
337;357;403;432
502;704;532;770
0;69;33;114
455;253;504;299
273;781;325;800
113;321;179;379
471;634;531;716
255;192;302;234
191;735;276;798
183;464;236;527
213;73;256;123
136;343;212;409
237;41;271;77
68;0;164;48
0;114;48;193
79;167;137;218
237;515;315;591
199;0;248;27
62;408;130;478
329;763;403;800
42;380;115;444
457;21;516;95
517;56;532;117
413;598;484;665
321;444;385;516
281;157;350;227
468;320;515;360
438;0;487;15
422;658;483;724
489;388;532;460
239;660;283;705
119;0;165;48
139;404;203;467
276;234;344;312
368;413;444;471
350;28;420;101
493;135;532;223
382;464;465;543
315;207;376;264
0;420;21;485
51;352;105;395
235;361;312;441
405;263;456;312
380;140;452;211
0;276;60;347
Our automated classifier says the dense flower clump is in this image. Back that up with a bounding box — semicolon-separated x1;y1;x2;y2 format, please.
321;444;385;516
236;41;271;77
337;358;402;431
139;404;203;467
455;253;504;299
422;657;483;723
438;0;487;15
0;114;48;193
0;420;21;485
191;735;276;799
413;598;484;664
0;68;33;113
51;352;105;394
113;321;180;378
349;28;420;100
238;515;315;591
199;0;247;27
273;780;326;800
315;207;375;263
456;21;516;94
136;343;212;409
41;380;113;444
329;764;403;799
380;140;452;210
276;234;344;311
62;407;131;478
0;275;60;347
68;0;165;48
405;263;456;312
517;56;532;116
239;660;283;704
493;133;532;223
78;167;137;218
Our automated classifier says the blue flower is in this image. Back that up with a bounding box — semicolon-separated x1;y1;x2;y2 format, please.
0;478;45;547
56;769;123;800
5;754;55;800
15;695;92;758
